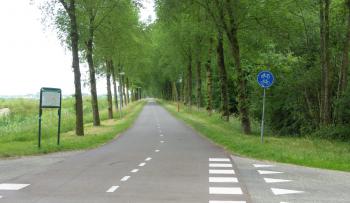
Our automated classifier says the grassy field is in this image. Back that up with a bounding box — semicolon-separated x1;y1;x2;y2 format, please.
0;97;146;157
161;101;350;172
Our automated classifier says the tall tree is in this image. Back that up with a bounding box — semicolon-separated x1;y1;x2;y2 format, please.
216;30;229;121
58;0;84;135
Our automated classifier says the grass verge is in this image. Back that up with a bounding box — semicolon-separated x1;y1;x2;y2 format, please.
0;100;146;158
160;101;350;172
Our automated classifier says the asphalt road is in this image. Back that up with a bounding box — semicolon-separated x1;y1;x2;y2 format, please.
0;100;349;203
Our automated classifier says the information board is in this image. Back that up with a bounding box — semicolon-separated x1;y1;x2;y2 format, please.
41;90;61;108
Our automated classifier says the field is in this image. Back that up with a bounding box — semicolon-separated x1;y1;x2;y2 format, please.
161;101;350;172
0;97;146;157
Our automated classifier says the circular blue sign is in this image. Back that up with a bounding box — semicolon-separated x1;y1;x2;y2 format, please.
257;71;274;88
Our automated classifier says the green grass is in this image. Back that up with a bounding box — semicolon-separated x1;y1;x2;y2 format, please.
160;101;350;172
0;97;146;157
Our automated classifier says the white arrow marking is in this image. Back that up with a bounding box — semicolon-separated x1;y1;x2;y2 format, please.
0;184;29;190
253;164;274;168
271;188;304;195
258;170;283;175
264;178;292;183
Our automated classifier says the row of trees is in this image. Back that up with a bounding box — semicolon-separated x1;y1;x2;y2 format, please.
44;0;146;135
146;0;350;139
44;0;350;139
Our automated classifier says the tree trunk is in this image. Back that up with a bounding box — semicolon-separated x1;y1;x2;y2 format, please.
222;0;251;133
187;53;193;109
86;15;100;126
110;60;119;112
106;60;113;119
320;0;332;125
206;38;213;116
126;77;130;104
340;0;350;96
196;59;202;109
217;31;230;121
59;0;84;135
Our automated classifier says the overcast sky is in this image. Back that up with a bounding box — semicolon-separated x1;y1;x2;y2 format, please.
0;0;156;96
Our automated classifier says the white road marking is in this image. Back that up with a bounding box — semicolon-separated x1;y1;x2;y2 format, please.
209;158;230;162
209;177;238;183
0;184;30;190
160;134;164;137
209;201;246;203
131;169;139;173
209;187;243;195
160;141;165;143
264;178;292;183
139;162;146;167
209;169;235;174
157;126;161;129
271;188;304;195
145;157;152;161
258;170;283;175
209;163;233;168
106;186;119;193
155;150;160;152
0;195;2;199
121;176;130;182
253;164;274;168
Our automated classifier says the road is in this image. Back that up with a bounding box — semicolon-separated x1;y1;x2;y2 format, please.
0;100;349;203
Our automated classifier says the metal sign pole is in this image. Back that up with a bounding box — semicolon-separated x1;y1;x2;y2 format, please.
38;90;43;148
257;70;274;144
57;91;62;145
261;88;266;143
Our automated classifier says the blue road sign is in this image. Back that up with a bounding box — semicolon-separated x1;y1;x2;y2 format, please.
257;71;274;88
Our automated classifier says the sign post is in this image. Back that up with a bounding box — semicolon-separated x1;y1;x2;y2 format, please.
257;71;274;143
38;87;62;148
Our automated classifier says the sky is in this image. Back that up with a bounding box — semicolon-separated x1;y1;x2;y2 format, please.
0;0;156;96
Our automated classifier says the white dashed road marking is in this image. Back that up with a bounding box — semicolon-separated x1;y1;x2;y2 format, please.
258;170;283;175
121;176;130;182
145;157;152;161
209;187;243;195
271;188;304;195
264;178;292;183
209;158;230;162
209;177;238;183
160;134;164;137
209;163;233;168
160;141;164;143
139;162;146;167
106;186;119;193
0;184;30;190
253;164;274;168
155;150;160;152
209;169;235;174
131;169;139;173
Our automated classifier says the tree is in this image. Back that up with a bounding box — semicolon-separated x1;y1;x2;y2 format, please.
58;0;84;136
